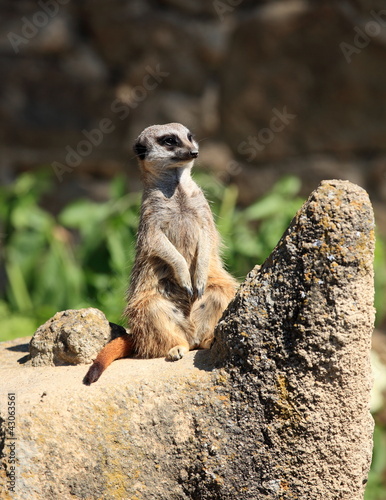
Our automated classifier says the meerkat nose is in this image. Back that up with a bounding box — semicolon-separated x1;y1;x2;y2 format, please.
190;150;199;158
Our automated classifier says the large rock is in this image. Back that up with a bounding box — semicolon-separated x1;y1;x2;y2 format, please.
0;180;375;499
211;179;375;498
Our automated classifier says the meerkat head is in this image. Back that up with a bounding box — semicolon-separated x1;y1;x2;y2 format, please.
133;123;199;176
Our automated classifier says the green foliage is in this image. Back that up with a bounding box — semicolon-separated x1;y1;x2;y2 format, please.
374;235;386;327
195;172;304;279
0;172;141;338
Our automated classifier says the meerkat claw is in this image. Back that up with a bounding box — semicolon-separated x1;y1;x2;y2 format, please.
184;286;194;298
195;286;205;300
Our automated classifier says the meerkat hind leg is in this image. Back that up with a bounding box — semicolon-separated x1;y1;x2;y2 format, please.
131;295;192;360
155;297;192;361
192;282;235;350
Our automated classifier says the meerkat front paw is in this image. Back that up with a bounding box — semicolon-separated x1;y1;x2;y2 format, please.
194;284;206;300
167;345;189;361
183;285;194;298
193;276;207;301
176;268;194;298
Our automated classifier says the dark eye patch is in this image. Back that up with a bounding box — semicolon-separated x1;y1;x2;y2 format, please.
133;140;148;160
187;132;194;143
157;134;181;147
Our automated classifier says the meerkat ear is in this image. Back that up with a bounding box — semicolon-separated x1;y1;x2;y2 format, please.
133;140;148;160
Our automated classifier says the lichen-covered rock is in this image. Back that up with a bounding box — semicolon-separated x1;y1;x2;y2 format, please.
210;179;375;499
0;180;374;499
29;308;127;366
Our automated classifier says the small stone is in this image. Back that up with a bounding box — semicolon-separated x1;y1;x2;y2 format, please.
29;307;127;366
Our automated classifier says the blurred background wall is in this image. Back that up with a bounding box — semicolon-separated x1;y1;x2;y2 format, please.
1;0;386;226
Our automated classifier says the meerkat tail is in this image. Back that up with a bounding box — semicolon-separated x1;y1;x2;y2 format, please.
83;335;134;385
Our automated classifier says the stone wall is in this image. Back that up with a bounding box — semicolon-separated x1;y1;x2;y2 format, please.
1;1;386;218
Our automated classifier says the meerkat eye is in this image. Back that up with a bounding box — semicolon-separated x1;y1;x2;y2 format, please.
187;133;194;143
158;135;180;147
164;137;176;146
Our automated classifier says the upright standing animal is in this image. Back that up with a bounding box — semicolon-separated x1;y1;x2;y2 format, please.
84;123;237;385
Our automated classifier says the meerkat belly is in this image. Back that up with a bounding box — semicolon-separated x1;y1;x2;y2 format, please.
164;216;202;262
163;189;206;262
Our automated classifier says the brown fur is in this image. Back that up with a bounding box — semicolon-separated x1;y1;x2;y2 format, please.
83;123;237;385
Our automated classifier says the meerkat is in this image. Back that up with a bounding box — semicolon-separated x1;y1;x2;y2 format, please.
83;123;238;385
